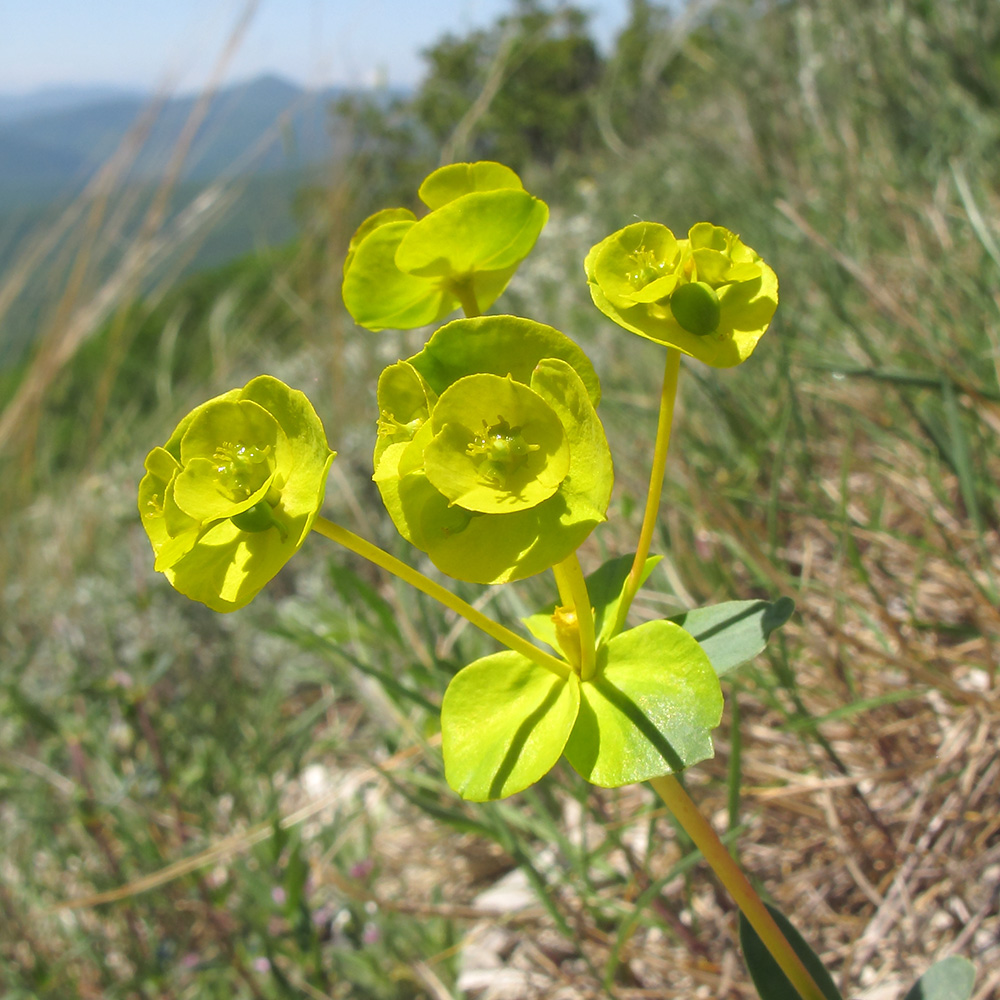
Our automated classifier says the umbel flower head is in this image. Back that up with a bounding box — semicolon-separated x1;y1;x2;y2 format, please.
342;161;548;331
585;221;778;367
138;376;335;612
373;315;613;584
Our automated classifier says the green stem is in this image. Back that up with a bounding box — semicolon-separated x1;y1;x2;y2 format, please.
612;347;681;635
552;554;597;681
451;277;481;318
649;775;828;1000
310;515;569;680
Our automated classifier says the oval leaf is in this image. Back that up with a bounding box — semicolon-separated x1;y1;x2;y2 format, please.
669;598;795;676
903;957;976;1000
418;160;523;210
441;652;579;801
564;620;723;787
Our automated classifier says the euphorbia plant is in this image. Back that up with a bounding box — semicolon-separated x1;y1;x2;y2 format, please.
138;161;975;1000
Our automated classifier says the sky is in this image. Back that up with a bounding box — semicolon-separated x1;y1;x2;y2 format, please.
0;0;632;95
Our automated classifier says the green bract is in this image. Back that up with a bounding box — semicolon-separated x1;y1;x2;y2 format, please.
342;161;549;331
441;553;796;800
138;376;335;612
373;315;613;584
441;619;723;800
585;221;778;366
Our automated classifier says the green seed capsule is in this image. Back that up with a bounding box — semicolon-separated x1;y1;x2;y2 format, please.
669;281;721;336
232;500;284;536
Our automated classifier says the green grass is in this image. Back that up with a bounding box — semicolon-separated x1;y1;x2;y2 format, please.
1;1;999;997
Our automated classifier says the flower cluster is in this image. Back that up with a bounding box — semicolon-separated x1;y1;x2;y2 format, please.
585;222;778;367
372;315;613;584
342;161;548;331
138;376;334;611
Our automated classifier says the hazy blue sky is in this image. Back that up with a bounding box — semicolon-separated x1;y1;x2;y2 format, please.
0;0;631;94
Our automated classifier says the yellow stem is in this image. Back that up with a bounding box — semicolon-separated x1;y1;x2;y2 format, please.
310;515;569;680
649;775;828;1000
613;347;681;636
552;554;597;681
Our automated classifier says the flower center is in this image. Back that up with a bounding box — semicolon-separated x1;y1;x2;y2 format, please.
627;247;668;290
213;441;272;501
465;419;540;489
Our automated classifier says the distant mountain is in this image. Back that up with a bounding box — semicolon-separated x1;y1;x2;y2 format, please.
0;85;147;123
0;75;357;209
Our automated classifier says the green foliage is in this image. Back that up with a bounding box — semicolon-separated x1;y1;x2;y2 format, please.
5;0;994;995
563;619;723;786
342;161;548;330
414;0;602;168
739;903;844;1000
441;651;581;800
669;598;795;677
903;957;976;1000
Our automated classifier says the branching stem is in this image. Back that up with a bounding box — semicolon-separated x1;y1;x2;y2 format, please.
310;515;569;680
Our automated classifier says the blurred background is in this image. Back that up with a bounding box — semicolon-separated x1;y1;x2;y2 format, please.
1;1;998;997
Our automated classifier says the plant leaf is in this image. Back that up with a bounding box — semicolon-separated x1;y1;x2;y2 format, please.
739;903;843;1000
441;653;580;801
740;904;843;1000
670;598;795;676
396;189;548;277
564;620;723;787
903;956;976;1000
418;160;523;210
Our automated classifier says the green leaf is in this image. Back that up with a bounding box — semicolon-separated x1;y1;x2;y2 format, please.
418;160;523;210
903;957;976;1000
522;552;661;651
396;190;548;277
343;207;416;275
669;598;795;676
441;653;580;801
341;219;455;331
591;553;662;644
564;620;723;786
410;315;601;407
739;903;843;1000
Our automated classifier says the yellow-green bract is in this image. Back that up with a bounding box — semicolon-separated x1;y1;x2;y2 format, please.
138;376;335;612
342;161;549;331
372;316;613;584
585;221;778;366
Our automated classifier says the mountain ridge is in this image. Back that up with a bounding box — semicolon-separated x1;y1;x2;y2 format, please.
0;74;376;208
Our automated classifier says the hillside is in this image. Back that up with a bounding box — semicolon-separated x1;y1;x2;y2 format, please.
0;75;358;211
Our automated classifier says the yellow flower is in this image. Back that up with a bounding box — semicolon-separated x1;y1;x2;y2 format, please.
585;222;778;367
138;376;334;612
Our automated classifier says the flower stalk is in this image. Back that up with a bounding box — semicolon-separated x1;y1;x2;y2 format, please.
613;346;681;635
310;515;570;681
650;774;828;1000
